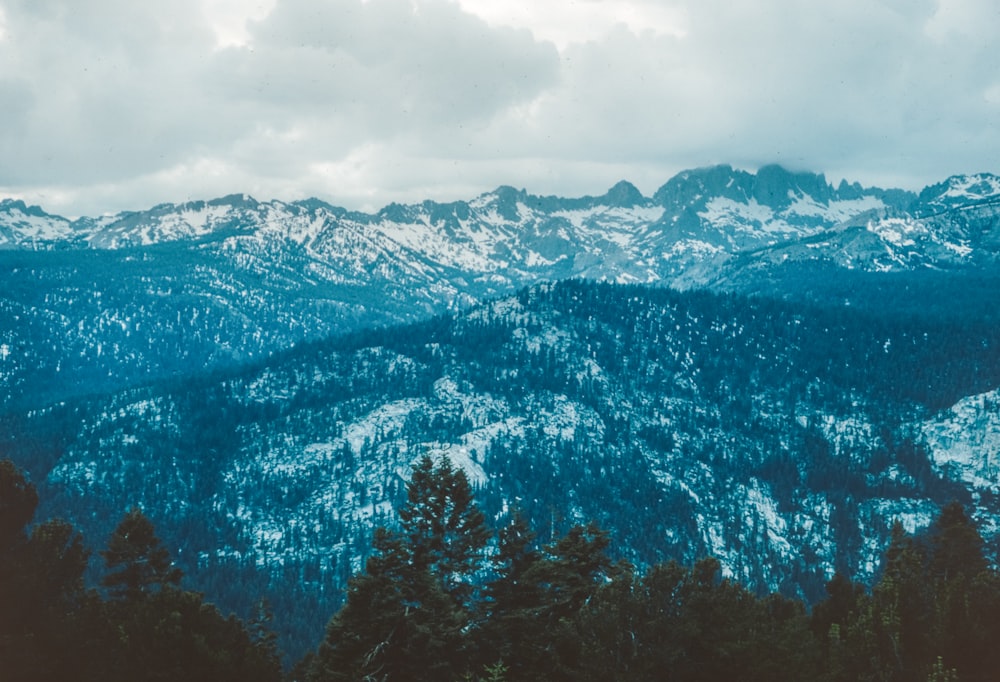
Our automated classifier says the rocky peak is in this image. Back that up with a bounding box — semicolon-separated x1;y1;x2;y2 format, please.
915;173;1000;215
601;180;648;208
753;164;832;207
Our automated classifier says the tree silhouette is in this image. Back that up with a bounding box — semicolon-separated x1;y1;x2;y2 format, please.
101;507;181;601
311;454;489;682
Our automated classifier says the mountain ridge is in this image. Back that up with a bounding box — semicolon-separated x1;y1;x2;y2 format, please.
4;164;1000;659
3;164;999;413
11;277;1000;659
0;164;978;251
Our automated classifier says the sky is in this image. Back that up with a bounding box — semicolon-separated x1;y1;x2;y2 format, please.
1;0;999;217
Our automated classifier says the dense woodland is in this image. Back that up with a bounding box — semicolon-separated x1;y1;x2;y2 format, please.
6;279;1000;662
4;454;1000;681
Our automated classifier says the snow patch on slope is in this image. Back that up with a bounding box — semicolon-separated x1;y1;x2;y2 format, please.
922;389;1000;491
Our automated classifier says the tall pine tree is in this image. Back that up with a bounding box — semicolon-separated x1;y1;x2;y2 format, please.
311;454;489;682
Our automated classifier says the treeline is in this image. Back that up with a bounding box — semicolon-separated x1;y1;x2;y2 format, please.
4;454;1000;681
8;278;1000;659
296;455;1000;682
0;459;282;682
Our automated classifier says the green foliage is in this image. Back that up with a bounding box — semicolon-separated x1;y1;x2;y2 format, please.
307;458;1000;682
812;503;1000;682
9;451;1000;681
96;585;282;682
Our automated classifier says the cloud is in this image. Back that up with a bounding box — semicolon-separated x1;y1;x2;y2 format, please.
0;0;558;213
1;0;1000;216
454;0;1000;194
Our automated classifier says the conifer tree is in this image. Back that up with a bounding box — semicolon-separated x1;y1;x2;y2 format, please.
101;507;182;600
925;501;995;681
0;458;38;551
477;512;543;671
311;454;489;682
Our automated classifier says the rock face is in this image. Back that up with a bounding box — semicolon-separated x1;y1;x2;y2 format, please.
4;165;1000;659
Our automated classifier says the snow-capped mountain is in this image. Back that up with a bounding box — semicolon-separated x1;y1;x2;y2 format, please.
3;164;998;413
0;199;76;246
0;165;987;263
4;165;1000;658
5;165;997;290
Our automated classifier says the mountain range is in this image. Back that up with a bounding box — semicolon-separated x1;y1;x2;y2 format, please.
3;164;1000;659
5;164;1000;411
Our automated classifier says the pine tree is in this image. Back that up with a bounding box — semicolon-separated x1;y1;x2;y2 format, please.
101;507;182;601
490;521;616;681
0;461;103;681
477;512;543;672
399;454;490;606
925;502;994;681
0;458;38;551
311;454;489;682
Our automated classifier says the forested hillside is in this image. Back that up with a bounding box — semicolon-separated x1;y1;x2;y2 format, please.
5;454;1000;681
6;279;1000;659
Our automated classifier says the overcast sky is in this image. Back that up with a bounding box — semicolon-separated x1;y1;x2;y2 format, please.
1;0;998;216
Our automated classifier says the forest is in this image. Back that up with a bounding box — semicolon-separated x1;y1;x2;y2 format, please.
6;277;1000;670
3;454;1000;682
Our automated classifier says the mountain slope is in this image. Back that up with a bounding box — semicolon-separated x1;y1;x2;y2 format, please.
9;279;1000;658
3;166;999;413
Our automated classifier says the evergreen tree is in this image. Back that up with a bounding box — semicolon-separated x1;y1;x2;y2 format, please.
924;502;995;682
0;461;98;681
477;512;543;672
310;454;489;682
399;454;490;605
101;507;182;601
97;509;281;682
810;572;868;682
486;521;616;681
0;458;38;551
926;501;986;583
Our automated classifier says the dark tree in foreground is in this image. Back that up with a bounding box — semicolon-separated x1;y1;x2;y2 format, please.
0;460;96;682
310;454;490;682
812;502;1000;682
95;507;281;682
0;458;38;550
0;459;281;682
101;506;182;601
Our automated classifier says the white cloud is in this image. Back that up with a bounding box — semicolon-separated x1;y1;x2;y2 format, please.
456;0;686;47
200;0;277;47
2;0;1000;216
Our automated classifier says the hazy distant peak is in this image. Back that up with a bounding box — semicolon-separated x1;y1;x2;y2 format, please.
601;180;647;208
916;173;1000;214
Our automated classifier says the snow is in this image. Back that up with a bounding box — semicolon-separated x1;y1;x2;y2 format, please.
345;399;424;454
178;204;232;234
743;482;792;557
420;444;488;486
922;390;1000;491
699;197;778;231
788;194;884;223
665;239;725;258
869;498;937;535
0;207;73;242
866;217;928;247
943;241;973;257
552;205;664;231
941;173;1000;201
